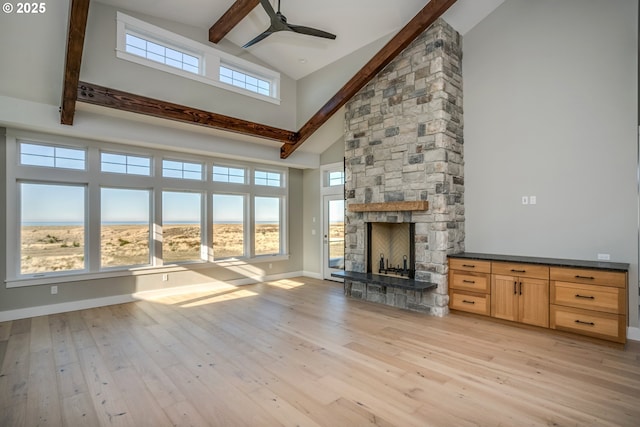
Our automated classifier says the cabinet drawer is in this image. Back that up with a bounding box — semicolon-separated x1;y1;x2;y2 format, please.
450;271;490;293
550;305;625;343
492;262;549;279
449;259;491;274
450;291;490;316
550;267;626;288
551;282;624;315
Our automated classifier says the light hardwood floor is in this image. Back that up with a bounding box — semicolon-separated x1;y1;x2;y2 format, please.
1;277;639;426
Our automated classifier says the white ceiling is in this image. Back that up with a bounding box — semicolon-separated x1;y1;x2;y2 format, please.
96;0;505;80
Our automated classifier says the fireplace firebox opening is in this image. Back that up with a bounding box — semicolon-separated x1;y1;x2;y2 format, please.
366;222;416;279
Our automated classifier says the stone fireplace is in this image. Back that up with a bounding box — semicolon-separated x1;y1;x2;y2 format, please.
341;19;464;316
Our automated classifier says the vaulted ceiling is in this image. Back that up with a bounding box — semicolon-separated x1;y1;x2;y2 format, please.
59;0;505;161
97;0;505;80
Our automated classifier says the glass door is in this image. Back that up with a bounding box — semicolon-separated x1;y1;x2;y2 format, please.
323;194;345;280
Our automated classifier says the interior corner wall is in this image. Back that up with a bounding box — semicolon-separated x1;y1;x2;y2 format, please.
463;0;639;327
0;128;7;312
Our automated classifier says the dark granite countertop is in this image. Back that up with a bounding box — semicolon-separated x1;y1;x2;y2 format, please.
448;252;629;272
331;271;437;291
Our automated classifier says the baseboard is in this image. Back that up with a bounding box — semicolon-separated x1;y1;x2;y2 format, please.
0;294;137;322
627;326;640;342
0;271;306;322
302;271;323;280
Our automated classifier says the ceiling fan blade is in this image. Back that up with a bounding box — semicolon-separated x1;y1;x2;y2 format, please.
242;29;274;48
259;0;277;19
288;24;336;40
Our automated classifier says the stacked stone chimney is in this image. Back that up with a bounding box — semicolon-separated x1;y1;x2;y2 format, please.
343;19;464;316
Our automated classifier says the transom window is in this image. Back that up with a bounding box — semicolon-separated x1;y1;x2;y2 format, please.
220;66;271;97
116;12;281;104
125;33;199;74
213;165;246;184
101;152;151;176
329;171;345;186
20;142;85;170
255;170;282;187
162;159;203;180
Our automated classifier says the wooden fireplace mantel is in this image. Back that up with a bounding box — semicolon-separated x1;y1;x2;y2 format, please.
348;201;428;212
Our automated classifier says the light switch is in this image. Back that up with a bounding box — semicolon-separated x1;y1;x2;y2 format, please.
522;196;528;205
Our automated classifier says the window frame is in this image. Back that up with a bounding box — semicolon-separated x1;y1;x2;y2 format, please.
5;132;289;287
115;12;281;104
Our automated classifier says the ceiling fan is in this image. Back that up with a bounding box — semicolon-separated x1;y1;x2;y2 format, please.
243;0;337;48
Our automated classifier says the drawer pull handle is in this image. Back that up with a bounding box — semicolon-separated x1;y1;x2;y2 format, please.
575;320;595;326
462;300;476;305
511;269;526;273
462;264;475;268
462;280;476;284
575;294;595;300
575;275;595;280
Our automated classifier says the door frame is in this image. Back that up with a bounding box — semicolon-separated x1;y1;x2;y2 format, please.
320;162;344;281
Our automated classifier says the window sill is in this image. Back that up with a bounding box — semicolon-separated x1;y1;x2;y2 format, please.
5;255;290;288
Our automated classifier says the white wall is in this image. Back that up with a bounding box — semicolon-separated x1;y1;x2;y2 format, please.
463;0;638;327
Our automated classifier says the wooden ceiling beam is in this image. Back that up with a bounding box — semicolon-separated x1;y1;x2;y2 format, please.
209;0;261;44
60;0;91;125
280;0;458;159
76;81;298;143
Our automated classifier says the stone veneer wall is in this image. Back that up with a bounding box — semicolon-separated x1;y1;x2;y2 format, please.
343;19;464;316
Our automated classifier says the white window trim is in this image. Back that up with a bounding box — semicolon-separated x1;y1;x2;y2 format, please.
115;12;281;105
5;131;289;288
321;162;345;195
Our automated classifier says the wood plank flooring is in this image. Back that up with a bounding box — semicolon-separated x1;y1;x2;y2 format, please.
1;277;639;426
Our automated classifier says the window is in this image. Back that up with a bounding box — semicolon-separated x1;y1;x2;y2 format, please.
125;33;200;74
7;135;289;285
20;142;85;170
220;66;271;97
255;170;282;187
212;194;245;259
116;12;281;104
101;152;151;176
20;183;85;274
213;165;246;184
163;192;203;263
101;188;151;268
254;196;281;256
329;171;345;186
162;160;203;180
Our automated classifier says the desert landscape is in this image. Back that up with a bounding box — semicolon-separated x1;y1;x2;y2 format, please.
20;223;286;273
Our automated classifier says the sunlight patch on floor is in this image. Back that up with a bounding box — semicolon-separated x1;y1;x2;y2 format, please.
266;279;307;289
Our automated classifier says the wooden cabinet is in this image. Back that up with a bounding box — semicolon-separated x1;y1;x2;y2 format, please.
447;256;628;344
491;263;549;328
448;259;491;316
550;267;628;343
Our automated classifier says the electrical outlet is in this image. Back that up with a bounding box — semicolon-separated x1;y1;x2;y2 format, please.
311;229;316;235
269;263;273;269
529;196;537;205
162;274;168;281
51;285;58;295
522;196;528;205
597;253;610;261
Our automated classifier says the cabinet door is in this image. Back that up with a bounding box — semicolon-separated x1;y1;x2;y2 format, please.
519;277;549;327
491;274;518;322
